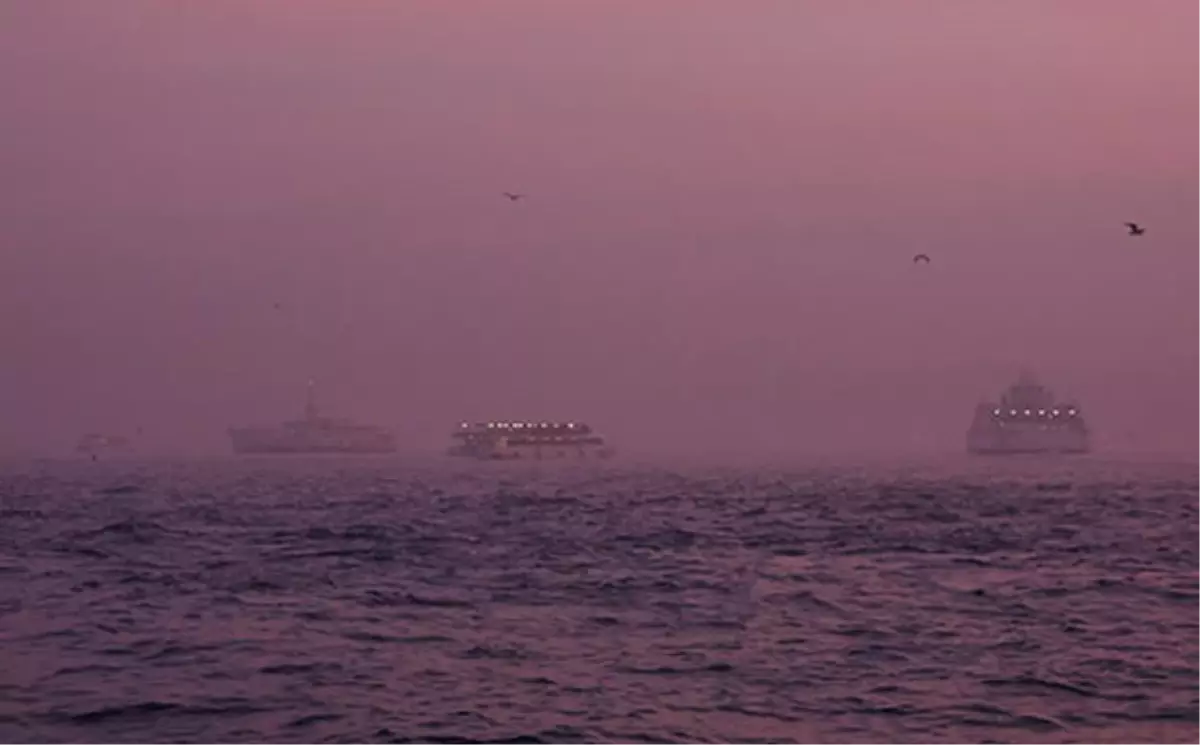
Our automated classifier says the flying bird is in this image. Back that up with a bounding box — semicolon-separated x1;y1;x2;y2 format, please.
1124;222;1145;236
502;192;525;201
913;253;931;264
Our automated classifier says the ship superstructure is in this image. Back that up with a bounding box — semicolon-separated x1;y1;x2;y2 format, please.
448;420;615;460
966;372;1090;455
228;381;396;455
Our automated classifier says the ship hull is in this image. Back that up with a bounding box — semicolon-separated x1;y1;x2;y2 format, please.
229;428;396;455
966;427;1089;455
447;444;615;461
967;446;1090;455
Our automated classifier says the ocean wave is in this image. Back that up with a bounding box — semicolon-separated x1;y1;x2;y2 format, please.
0;456;1195;743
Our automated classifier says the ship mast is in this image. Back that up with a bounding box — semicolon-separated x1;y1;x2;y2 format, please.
305;378;319;420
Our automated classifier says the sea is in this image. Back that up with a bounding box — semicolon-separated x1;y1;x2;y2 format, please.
0;454;1196;744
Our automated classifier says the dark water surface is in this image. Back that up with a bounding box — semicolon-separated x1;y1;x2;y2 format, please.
0;455;1196;743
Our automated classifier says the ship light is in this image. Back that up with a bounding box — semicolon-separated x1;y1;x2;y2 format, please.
992;409;1000;416
1024;409;1031;416
460;422;469;428
487;422;495;429
1009;410;1017;416
1052;410;1059;416
514;422;523;428
1068;408;1076;416
567;422;576;428
1038;409;1046;416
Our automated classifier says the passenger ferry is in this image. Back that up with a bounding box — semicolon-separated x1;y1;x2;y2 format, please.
447;420;615;460
966;372;1091;455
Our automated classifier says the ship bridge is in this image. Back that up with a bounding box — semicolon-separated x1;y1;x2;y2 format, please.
978;370;1085;422
999;370;1057;411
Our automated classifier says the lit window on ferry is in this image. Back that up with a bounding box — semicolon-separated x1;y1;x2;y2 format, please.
1038;409;1046;416
1024;410;1031;416
1068;409;1076;416
1009;410;1017;416
992;409;1000;416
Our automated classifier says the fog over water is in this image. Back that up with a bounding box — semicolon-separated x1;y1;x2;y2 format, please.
0;7;1197;744
1;3;1195;458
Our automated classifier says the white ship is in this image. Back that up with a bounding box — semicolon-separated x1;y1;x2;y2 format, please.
228;381;396;455
448;420;615;460
966;372;1091;455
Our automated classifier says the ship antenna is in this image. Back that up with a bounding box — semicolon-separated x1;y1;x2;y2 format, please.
305;378;318;420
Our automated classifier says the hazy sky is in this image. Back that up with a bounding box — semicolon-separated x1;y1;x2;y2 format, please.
1;1;1196;457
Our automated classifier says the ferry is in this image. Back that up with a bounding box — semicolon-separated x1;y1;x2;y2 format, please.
228;381;396;455
966;372;1090;455
448;420;615;460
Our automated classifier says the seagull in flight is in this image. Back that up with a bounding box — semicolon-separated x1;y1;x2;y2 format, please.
1124;222;1145;236
913;253;931;264
502;192;526;202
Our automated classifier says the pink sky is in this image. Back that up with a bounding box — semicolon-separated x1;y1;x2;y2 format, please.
0;1;1196;457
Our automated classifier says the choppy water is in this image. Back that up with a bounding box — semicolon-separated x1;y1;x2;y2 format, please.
0;455;1196;744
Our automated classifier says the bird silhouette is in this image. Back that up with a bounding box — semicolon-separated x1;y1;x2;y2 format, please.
913;253;931;264
502;192;525;201
1125;222;1145;236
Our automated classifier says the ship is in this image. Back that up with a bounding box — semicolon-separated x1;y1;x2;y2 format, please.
228;381;397;455
966;371;1090;455
447;420;615;460
76;433;133;458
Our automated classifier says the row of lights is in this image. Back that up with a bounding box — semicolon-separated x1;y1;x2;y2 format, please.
992;408;1076;417
460;421;578;430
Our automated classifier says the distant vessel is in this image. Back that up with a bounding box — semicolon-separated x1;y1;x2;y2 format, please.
228;381;396;455
966;372;1090;455
77;433;133;458
448;420;615;460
